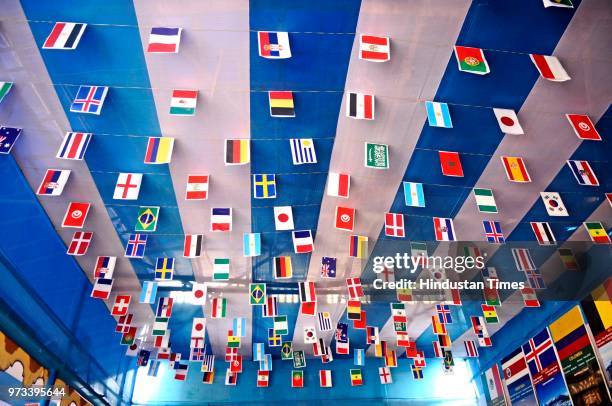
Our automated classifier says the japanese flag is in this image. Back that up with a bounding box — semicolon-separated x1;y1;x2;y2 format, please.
273;206;294;230
493;108;524;135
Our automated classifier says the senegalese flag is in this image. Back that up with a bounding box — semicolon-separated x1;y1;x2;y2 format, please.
350;369;363;386
0;82;13;104
481;304;499;323
225;139;250;165
250;283;266;305
584;222;610;244
269;91;295;117
136;206;160;232
454;46;490;75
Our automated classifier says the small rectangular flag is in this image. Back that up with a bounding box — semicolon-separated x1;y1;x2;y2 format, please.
530;222;556;245
56;132;91;160
493;108;524;135
224;139;250;165
454;46;490;75
540;192;568;216
91;278;113;299
292;230;314;253
350;369;363;386
290;138;317;164
347;300;361;320
62;201;91;228
425;101;452;128
530;54;570;81
319;370;333;388
125;234;147;258
347;278;364;299
511;248;536;271
243;233;262;257
566;114;601;141
274;315;288;335
354;348;365;366
483;220;505;244
335;206;355;231
156;297;173;318
211;297;227;318
70;85;108;115
269;91;295;117
433;217;456;241
259;354;272;372
327;172;350;198
170;89;197;115
144;137;174;164
269;328;282;346
349;235;368;258
233;317;246;337
94;256;116;278
583;221;610;244
366;326;379;344
439;151;464;177
274;206;294;230
113;173;142;200
147;27;182;53
464;340;479;357
403;181;425;207
257;370;269;387
253;343;265;362
281;342;293;360
317;312;332;331
211;207;232;231
0;82;13;104
43;22;86;50
558;248;579;271
543;0;573;8
474;188;498;213
436;304;453;324
213;258;230;280
567;160;599;186
185;175;209;200
183;234;203;257
385;212;405;238
253;174;277;199
112;295;131;316
191;282;207;305
501;156;531;182
250;283;266;306
364;142;389;169
155;257;174;280
263;296;278;318
0;127;22;154
135;206;159;232
521;287;540;307
274;256;292;279
481;304;499;324
298;281;317;303
225;369;237;386
151;317;168;336
359;34;390;62
192;318;206;339
139;281;157;304
321;256;337;278
292;370;304;388
346;92;374;120
258;31;291;59
37;169;71;196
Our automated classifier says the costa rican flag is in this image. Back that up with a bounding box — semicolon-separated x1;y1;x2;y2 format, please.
567;160;599;186
359;34;390;62
292;230;314;253
258;31;291;59
43;22;86;50
147;27;182;53
56;132;92;160
36;169;71;196
433;217;456;241
511;248;536;272
464;340;479;358
70;86;108;115
384;212;405;238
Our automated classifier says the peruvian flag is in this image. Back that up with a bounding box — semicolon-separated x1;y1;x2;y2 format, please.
327;172;350;198
529;54;570;82
566;114;601;141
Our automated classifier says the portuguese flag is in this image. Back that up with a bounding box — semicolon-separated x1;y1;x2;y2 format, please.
454;46;490;75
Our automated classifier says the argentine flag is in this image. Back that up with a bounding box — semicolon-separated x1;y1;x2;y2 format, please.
403;182;425;207
425;101;452;128
243;233;262;257
139;281;158;304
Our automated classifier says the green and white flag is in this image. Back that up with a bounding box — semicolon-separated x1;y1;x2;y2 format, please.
292;350;306;368
473;188;498;213
169;89;197;115
364;142;389;169
273;315;288;335
213;258;230;280
0;82;13;104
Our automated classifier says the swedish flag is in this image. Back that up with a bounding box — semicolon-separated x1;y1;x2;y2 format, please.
253;174;276;199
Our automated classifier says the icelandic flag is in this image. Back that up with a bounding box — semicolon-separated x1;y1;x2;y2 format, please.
140;281;158;304
425;101;452;128
258;31;291;59
243;233;261;257
521;328;557;376
70;86;108;115
403;182;425;207
483;220;505;244
433;217;456;241
147;27;182;53
0;126;22;154
36;169;71;196
56;132;92;160
125;234;147;258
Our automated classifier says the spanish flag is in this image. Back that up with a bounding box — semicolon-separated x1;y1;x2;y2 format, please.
501;156;531;182
268;91;295;117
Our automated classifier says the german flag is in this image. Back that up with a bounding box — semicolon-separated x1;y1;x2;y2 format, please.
224;139;250;165
268;91;295;117
274;256;292;279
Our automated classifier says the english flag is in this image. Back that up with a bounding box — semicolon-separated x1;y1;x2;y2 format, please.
62;201;91;228
566;114;601;141
36;169;71;196
273;206;294;230
56;132;91;160
43;22;87;50
113;173;142;200
335;206;355;231
346;92;374;120
439;151;464;177
384;213;405;238
183;234;203;258
185;175;209;200
529;54;570;82
433;217;456;241
493;108;524;135
359;35;390;62
327;172;350;198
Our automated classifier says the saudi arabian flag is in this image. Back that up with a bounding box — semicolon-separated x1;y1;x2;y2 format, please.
473;188;498;213
0;82;13;104
213;258;230;280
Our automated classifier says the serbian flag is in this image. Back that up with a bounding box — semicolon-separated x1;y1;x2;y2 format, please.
566;114;601;141
258;31;291;59
439;151;464;177
529;54;570;82
359;35;390;62
327;172;350;198
37;169;71;196
501;156;531;183
454;46;490;75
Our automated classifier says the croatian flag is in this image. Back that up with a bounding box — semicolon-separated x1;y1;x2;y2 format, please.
147;27;182;53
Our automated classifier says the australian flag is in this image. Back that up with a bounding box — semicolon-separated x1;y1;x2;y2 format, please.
70;85;108;115
321;256;337;278
137;349;150;367
335;322;348;343
0;126;22;154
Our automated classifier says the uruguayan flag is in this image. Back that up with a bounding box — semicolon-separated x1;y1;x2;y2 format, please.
425;101;452;128
243;233;261;257
290;138;317;164
403;182;425;207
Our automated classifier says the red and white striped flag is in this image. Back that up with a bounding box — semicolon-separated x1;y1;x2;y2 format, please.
185;175;209;200
529;54;570;82
464;340;479;357
359;35;390;62
327;172;350;198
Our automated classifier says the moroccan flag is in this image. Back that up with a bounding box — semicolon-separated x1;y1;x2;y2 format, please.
454;46;490;75
269;91;295;117
225;139;250;165
439;151;464;177
501;156;531;182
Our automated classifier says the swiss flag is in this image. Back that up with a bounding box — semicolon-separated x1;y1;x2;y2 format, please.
439;151;464;177
334;206;355;231
62;201;91;228
384;213;405;237
566;114;601;141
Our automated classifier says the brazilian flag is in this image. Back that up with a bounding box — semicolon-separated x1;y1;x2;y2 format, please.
136;206;159;232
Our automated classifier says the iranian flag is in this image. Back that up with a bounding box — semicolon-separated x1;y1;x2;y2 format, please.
170;89;197;115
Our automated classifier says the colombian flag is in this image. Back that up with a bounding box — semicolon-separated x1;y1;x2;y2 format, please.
144;137;174;164
349;235;368;258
